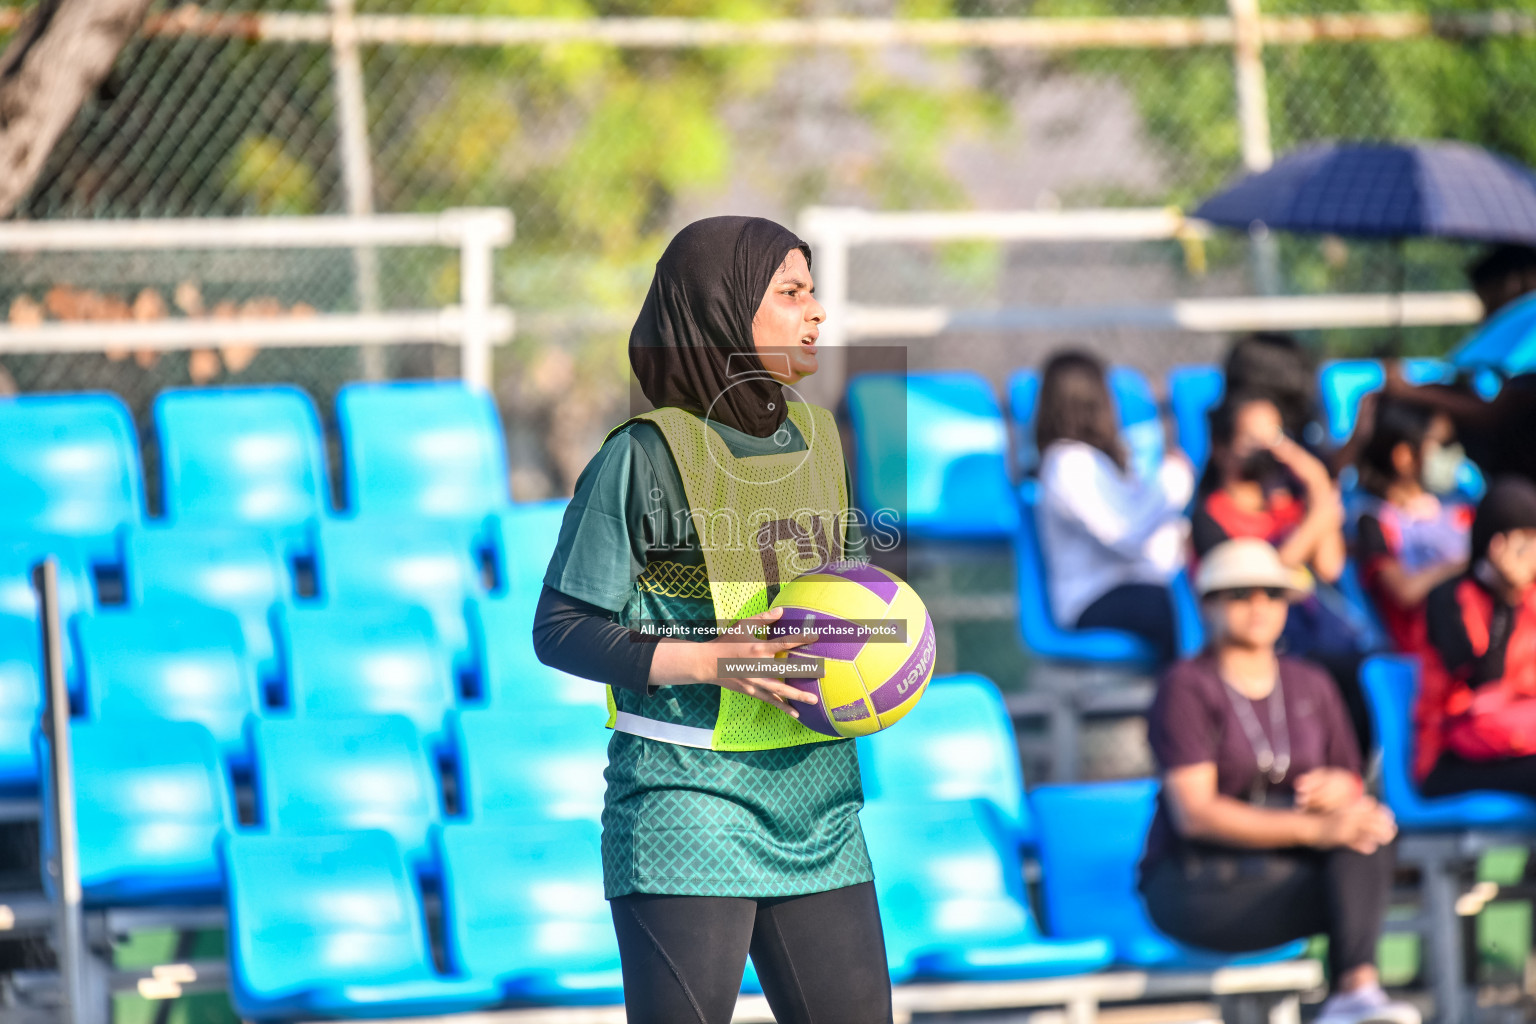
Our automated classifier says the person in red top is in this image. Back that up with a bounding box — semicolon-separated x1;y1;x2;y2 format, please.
1417;477;1536;798
1193;392;1345;580
1353;398;1471;659
1193;392;1369;749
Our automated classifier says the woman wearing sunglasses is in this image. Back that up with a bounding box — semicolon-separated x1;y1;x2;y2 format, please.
1138;539;1417;1024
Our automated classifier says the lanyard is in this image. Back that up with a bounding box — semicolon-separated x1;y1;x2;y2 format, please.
1223;672;1290;787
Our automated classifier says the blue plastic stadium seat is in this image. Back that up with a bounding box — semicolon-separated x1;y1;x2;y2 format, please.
0;617;41;791
1007;369;1041;472
1167;364;1224;474
861;799;1112;983
0;540;93;699
473;500;607;710
125;525;287;684
337;381;511;527
253;716;442;866
77;604;258;763
488;499;570;599
0;393;144;561
1319;359;1387;446
280;604;456;746
1361;655;1536;830
1318;359;1455;447
1014;480;1158;667
468;593;606;710
154;387;329;553
316;519;481;680
223;831;499;1020
454;707;608;823
1030;779;1307;967
1110;367;1166;483
42;719;231;905
846;371;1019;541
439;821;623;1003
858;673;1034;846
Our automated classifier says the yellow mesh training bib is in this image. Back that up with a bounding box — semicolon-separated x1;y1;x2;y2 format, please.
604;401;849;751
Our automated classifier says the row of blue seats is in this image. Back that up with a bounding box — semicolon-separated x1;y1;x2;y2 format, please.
847;357;1489;545
52;707;608;907
3;499;566;684
0;362;1481;575
224;826;613;1018
52;671;1318;1020
0;381;513;568
869;659;1536;999
2;592;597;792
59;657;1534;1018
0;499;583;790
60;673;1027;911
845;361;1474;669
207;661;1536;1020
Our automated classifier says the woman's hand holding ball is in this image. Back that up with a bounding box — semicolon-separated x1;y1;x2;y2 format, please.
648;606;820;718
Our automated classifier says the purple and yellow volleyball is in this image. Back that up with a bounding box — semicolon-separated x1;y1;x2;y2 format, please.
767;561;935;738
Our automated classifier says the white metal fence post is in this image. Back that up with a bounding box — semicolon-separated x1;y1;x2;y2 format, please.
1227;0;1282;295
329;0;386;378
798;207;851;350
36;557;88;1024
452;207;515;391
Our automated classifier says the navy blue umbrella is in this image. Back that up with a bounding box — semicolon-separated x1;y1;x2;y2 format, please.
1194;140;1536;244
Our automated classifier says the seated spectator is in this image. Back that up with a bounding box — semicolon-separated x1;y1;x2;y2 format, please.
1141;539;1417;1024
1354;398;1471;658
1416;477;1536;799
1195;392;1345;583
1194;392;1371;748
1034;350;1193;669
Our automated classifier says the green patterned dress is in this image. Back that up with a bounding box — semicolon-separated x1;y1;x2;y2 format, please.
543;415;874;899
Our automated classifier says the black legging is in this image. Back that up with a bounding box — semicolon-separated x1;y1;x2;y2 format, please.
1422;750;1536;798
1140;844;1393;980
610;882;893;1024
1076;582;1179;669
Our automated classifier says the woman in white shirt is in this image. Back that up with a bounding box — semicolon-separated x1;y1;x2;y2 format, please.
1035;350;1194;668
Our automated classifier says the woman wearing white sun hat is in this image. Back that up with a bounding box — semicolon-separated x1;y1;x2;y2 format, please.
1139;538;1418;1024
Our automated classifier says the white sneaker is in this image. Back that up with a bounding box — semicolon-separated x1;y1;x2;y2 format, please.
1312;986;1422;1024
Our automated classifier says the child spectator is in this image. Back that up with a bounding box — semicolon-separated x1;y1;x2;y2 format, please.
1194;392;1345;583
1416;477;1536;798
1354;398;1471;658
1034;350;1193;669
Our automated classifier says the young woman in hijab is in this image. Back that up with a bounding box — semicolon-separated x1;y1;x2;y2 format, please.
531;216;891;1024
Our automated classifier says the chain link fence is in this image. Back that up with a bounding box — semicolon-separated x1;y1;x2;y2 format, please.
5;0;1536;724
7;1;1536;498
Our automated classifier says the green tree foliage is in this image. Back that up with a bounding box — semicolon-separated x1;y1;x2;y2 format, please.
355;0;1004;304
1034;0;1536;352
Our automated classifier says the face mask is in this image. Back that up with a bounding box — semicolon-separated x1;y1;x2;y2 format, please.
1421;442;1466;496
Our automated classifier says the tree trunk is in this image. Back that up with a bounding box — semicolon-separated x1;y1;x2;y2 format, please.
0;0;154;217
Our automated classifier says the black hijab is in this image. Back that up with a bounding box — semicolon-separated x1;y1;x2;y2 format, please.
629;216;811;438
